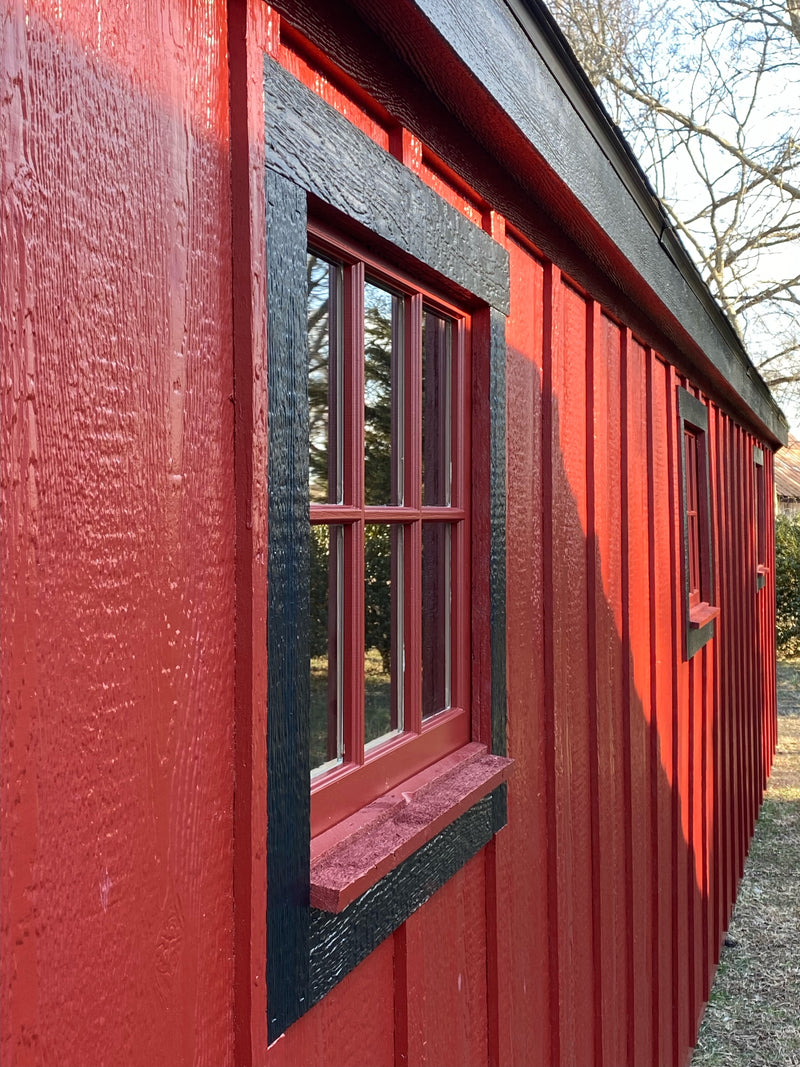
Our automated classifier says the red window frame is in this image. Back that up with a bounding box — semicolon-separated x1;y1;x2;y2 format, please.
684;426;702;609
678;387;718;657
755;445;767;590
307;219;472;836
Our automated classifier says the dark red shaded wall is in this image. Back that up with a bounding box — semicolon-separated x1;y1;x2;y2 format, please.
1;3;235;1064
2;1;778;1065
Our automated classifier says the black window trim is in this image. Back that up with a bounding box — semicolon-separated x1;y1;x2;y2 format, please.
678;387;715;659
263;55;510;1041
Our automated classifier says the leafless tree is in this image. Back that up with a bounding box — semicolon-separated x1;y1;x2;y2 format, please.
546;0;800;424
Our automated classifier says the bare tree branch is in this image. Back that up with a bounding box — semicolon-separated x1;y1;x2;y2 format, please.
546;0;800;413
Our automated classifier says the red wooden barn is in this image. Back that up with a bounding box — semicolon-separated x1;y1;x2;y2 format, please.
1;1;788;1065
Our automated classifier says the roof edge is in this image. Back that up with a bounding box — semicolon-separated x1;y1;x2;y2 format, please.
404;0;788;444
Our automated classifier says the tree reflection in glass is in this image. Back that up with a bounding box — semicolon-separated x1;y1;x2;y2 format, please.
364;281;403;506
307;253;342;504
365;524;403;747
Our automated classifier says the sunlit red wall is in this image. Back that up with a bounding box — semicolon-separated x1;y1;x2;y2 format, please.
1;2;235;1064
1;1;779;1066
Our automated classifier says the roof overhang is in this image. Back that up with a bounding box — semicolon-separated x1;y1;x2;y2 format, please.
347;0;789;446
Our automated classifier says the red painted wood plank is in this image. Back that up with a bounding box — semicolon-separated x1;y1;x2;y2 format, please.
724;416;744;901
688;649;704;1034
550;275;596;1066
668;369;692;1059
399;857;488;1067
626;334;655;1066
707;401;725;971
542;261;563;1067
591;309;628;1067
503;235;551;1067
648;354;676;1067
267;938;395;1067
2;4;237;1065
731;423;748;882
232;2;274;1062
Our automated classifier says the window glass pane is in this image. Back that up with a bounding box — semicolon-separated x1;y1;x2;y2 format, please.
756;462;766;566
685;429;701;604
422;311;452;506
310;524;344;775
364;281;403;505
422;522;451;719
307;253;343;504
365;524;403;746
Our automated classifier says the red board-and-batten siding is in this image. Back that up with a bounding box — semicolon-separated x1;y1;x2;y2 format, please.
0;2;778;1067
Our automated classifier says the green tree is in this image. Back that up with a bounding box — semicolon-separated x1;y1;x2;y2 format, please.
545;0;800;423
776;513;800;655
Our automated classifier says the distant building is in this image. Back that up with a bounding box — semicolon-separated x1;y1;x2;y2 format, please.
775;435;800;516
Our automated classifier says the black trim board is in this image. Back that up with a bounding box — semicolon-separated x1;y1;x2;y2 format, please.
678;388;715;659
263;55;509;315
264;58;511;1042
308;787;507;1005
266;170;312;1041
489;306;508;757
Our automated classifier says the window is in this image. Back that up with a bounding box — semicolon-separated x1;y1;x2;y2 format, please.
754;445;767;590
263;52;511;1041
678;387;718;657
306;226;471;835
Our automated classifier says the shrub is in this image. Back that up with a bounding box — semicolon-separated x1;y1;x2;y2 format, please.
775;513;800;656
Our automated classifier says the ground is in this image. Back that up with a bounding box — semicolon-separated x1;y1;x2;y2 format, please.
691;658;800;1067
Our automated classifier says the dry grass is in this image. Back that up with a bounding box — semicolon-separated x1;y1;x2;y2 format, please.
691;658;800;1067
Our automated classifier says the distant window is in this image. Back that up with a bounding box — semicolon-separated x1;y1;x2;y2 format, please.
678;388;718;658
754;446;767;591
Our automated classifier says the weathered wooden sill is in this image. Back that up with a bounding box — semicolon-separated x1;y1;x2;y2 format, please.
310;743;513;913
690;601;720;629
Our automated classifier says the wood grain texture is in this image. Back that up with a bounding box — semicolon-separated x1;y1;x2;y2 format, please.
265;168;312;1042
307;791;503;1004
649;355;677;1067
591;311;629;1067
267;936;395;1067
230;1;274;1062
262;57;509;314
401;855;489;1067
488;306;509;759
503;235;551;1067
1;3;235;1064
550;276;596;1066
625;334;655;1065
2;4;781;1065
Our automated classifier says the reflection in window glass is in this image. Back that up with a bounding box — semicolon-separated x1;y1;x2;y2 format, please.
422;311;452;506
365;524;403;746
364;281;403;506
310;524;344;775
685;428;701;606
421;522;451;719
307;253;342;504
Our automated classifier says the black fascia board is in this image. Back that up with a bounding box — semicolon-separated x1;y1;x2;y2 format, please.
378;0;788;445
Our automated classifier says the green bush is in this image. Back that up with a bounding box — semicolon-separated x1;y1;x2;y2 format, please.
775;513;800;656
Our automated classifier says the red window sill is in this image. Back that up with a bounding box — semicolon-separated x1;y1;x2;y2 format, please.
689;601;719;629
757;565;768;590
310;743;513;913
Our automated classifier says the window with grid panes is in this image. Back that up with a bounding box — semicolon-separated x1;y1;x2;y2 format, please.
306;222;471;835
678;387;718;658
